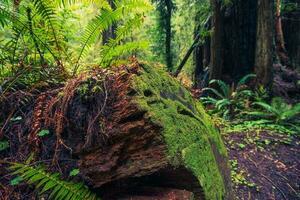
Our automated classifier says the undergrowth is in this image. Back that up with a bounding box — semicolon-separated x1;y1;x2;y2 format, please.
201;76;300;136
7;162;99;200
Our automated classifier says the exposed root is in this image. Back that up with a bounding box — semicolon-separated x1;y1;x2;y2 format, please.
28;94;47;153
54;73;87;141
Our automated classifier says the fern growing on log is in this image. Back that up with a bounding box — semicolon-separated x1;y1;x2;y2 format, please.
99;14;145;66
0;0;152;96
9;162;99;200
74;0;153;72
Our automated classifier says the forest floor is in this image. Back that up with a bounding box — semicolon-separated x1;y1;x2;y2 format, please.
223;129;300;200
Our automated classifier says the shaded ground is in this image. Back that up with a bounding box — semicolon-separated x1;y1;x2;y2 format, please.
224;130;300;200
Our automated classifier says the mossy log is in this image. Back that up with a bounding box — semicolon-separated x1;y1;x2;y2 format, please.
1;62;231;200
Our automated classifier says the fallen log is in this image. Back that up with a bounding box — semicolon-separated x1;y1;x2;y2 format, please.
0;62;231;199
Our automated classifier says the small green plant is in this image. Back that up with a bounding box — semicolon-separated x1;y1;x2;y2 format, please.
9;162;99;200
69;168;80;177
0;140;9;151
10;176;23;186
200;74;256;119
230;160;256;187
10;116;23;122
225;119;298;135
252;85;268;102
37;129;50;137
237;143;246;150
230;159;256;188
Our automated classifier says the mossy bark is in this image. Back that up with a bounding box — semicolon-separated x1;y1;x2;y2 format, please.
77;63;231;199
131;64;231;200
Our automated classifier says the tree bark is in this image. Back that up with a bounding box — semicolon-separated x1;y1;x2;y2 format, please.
193;10;204;88
203;37;210;67
165;0;173;71
282;0;300;69
254;0;274;92
275;0;290;66
193;15;211;88
209;0;224;80
174;33;201;77
193;44;204;88
222;0;257;82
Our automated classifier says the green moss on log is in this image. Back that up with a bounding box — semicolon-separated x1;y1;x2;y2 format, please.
131;63;229;200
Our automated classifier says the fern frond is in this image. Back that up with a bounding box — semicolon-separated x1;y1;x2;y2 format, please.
201;87;225;99
100;15;144;66
74;9;117;73
215;99;230;110
9;162;99;200
253;102;280;116
114;0;153;14
237;89;253;97
58;0;111;10
242;111;274;119
200;97;218;105
74;0;152;73
32;0;62;58
271;97;289;112
0;1;12;28
237;74;256;87
101;40;149;66
281;103;300;121
208;79;230;98
32;0;57;26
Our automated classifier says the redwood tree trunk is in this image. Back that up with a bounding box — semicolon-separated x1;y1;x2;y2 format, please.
254;0;274;92
209;0;224;80
222;0;257;82
193;10;203;88
203;34;210;68
275;0;290;66
165;0;173;71
193;44;204;88
282;0;300;69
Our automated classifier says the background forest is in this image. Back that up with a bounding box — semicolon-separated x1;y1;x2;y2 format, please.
0;0;299;199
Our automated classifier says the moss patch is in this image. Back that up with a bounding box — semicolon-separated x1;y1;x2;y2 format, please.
131;63;229;200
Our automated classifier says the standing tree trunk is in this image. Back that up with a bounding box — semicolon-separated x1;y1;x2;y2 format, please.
193;27;203;88
275;0;290;66
209;0;224;80
165;0;173;71
193;42;204;88
203;37;210;68
193;9;204;88
102;0;116;45
222;0;257;82
255;0;274;92
282;0;300;69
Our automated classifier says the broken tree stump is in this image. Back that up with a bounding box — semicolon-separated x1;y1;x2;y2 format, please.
1;62;232;200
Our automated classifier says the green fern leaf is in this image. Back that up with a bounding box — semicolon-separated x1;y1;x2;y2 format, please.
100;15;145;66
74;9;117;73
208;79;230;98
9;162;99;200
237;74;256;87
202;87;225;99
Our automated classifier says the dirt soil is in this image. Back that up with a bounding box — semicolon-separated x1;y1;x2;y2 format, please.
224;130;300;200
